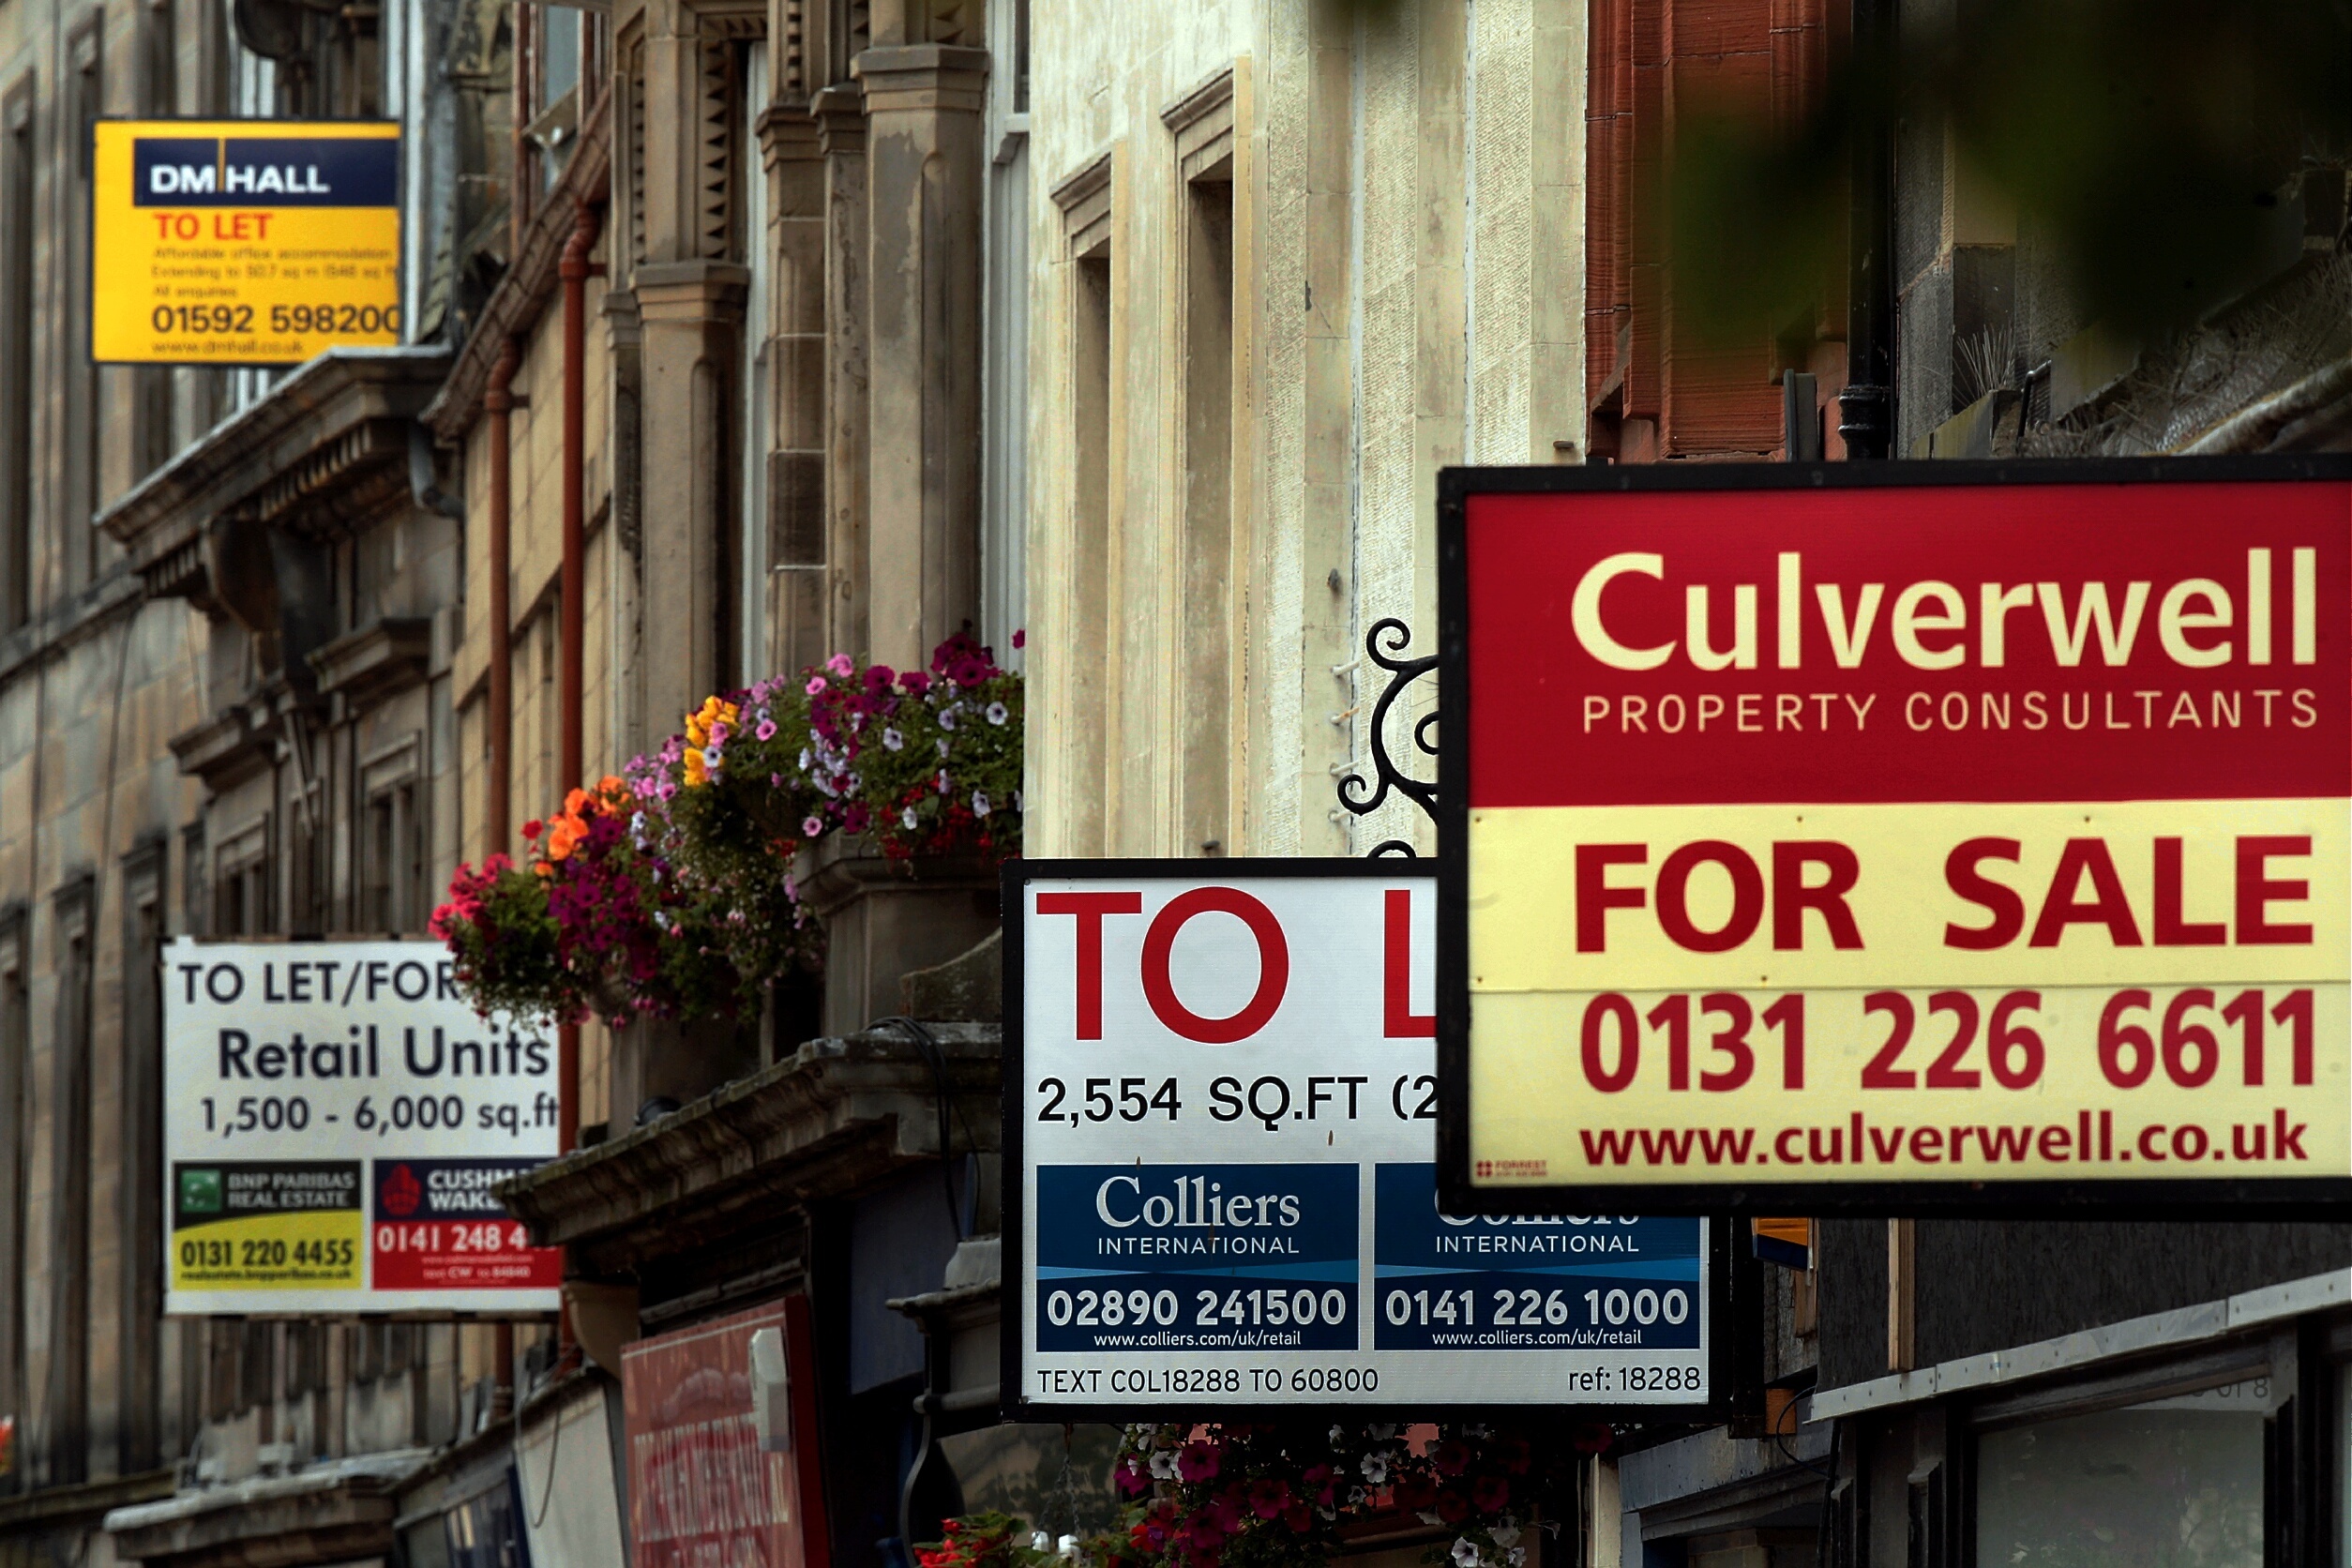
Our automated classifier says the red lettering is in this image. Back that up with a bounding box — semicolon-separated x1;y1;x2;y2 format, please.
1382;888;1435;1038
1655;841;1765;953
1033;891;1142;1039
1576;844;1648;952
2236;836;2313;944
2028;838;2143;947
1943;837;2023;949
1772;841;1863;950
2151;837;2225;945
1139;887;1289;1043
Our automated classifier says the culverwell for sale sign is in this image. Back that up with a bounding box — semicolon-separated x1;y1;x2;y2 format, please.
1439;460;2352;1214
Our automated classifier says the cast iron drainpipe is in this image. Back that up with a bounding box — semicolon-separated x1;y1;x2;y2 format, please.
485;335;525;1410
558;197;606;1164
554;197;606;1364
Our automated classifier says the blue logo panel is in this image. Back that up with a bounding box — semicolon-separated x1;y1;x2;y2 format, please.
1372;1163;1702;1350
1035;1164;1359;1352
133;136;399;206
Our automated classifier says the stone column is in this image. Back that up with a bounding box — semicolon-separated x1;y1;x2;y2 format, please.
761;106;832;676
634;0;749;731
634;261;748;735
851;45;988;673
815;83;870;661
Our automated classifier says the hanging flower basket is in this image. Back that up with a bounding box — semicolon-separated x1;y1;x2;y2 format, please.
436;633;1021;1028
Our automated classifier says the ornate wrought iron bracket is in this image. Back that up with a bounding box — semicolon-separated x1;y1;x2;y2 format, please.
1335;618;1439;858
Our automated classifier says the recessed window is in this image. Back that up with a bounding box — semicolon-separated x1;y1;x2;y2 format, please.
1976;1382;2266;1568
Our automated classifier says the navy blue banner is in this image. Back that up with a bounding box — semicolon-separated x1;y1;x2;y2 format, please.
1372;1164;1703;1350
1035;1164;1359;1351
133;135;399;206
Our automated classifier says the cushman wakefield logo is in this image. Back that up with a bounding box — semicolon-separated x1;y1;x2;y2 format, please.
131;135;398;207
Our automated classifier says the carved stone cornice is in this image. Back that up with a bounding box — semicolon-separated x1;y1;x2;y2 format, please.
632;260;752;323
851;44;989;114
97;349;452;589
493;1022;999;1277
813;81;865;156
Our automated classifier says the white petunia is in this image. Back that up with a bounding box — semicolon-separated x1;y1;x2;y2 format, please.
882;728;904;751
972;791;991;818
901;807;920;831
986;701;1009;726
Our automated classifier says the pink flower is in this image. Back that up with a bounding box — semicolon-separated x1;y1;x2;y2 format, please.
1247;1479;1291;1520
756;718;776;741
806;675;828;695
1176;1441;1220;1483
802;816;824;837
826;653;855;677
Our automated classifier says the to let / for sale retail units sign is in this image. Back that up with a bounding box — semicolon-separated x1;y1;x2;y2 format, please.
92;120;400;365
1440;459;2352;1214
163;939;562;1314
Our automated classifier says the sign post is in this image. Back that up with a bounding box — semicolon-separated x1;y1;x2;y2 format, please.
93;120;402;365
1006;861;1726;1416
163;938;562;1314
1440;458;2352;1214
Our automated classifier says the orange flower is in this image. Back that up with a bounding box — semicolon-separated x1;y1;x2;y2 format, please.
683;748;709;787
547;816;586;862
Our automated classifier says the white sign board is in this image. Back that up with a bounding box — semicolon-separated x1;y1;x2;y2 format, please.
1004;863;1717;1413
164;939;563;1314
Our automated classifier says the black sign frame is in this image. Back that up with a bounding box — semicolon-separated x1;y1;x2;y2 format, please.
1436;455;2352;1220
1002;856;1752;1422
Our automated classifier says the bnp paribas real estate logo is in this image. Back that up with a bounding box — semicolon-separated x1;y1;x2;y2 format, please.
178;1168;223;1216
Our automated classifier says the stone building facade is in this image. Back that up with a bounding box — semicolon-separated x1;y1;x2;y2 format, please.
1022;0;1586;864
5;0;1033;1560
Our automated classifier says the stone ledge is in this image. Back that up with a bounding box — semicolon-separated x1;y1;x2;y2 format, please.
495;1021;1000;1270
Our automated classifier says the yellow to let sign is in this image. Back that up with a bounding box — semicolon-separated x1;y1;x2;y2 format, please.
93;119;401;365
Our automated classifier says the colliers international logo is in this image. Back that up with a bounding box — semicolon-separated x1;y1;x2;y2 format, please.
131;136;398;207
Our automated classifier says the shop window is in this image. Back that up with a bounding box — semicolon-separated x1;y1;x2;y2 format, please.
1975;1382;2267;1568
